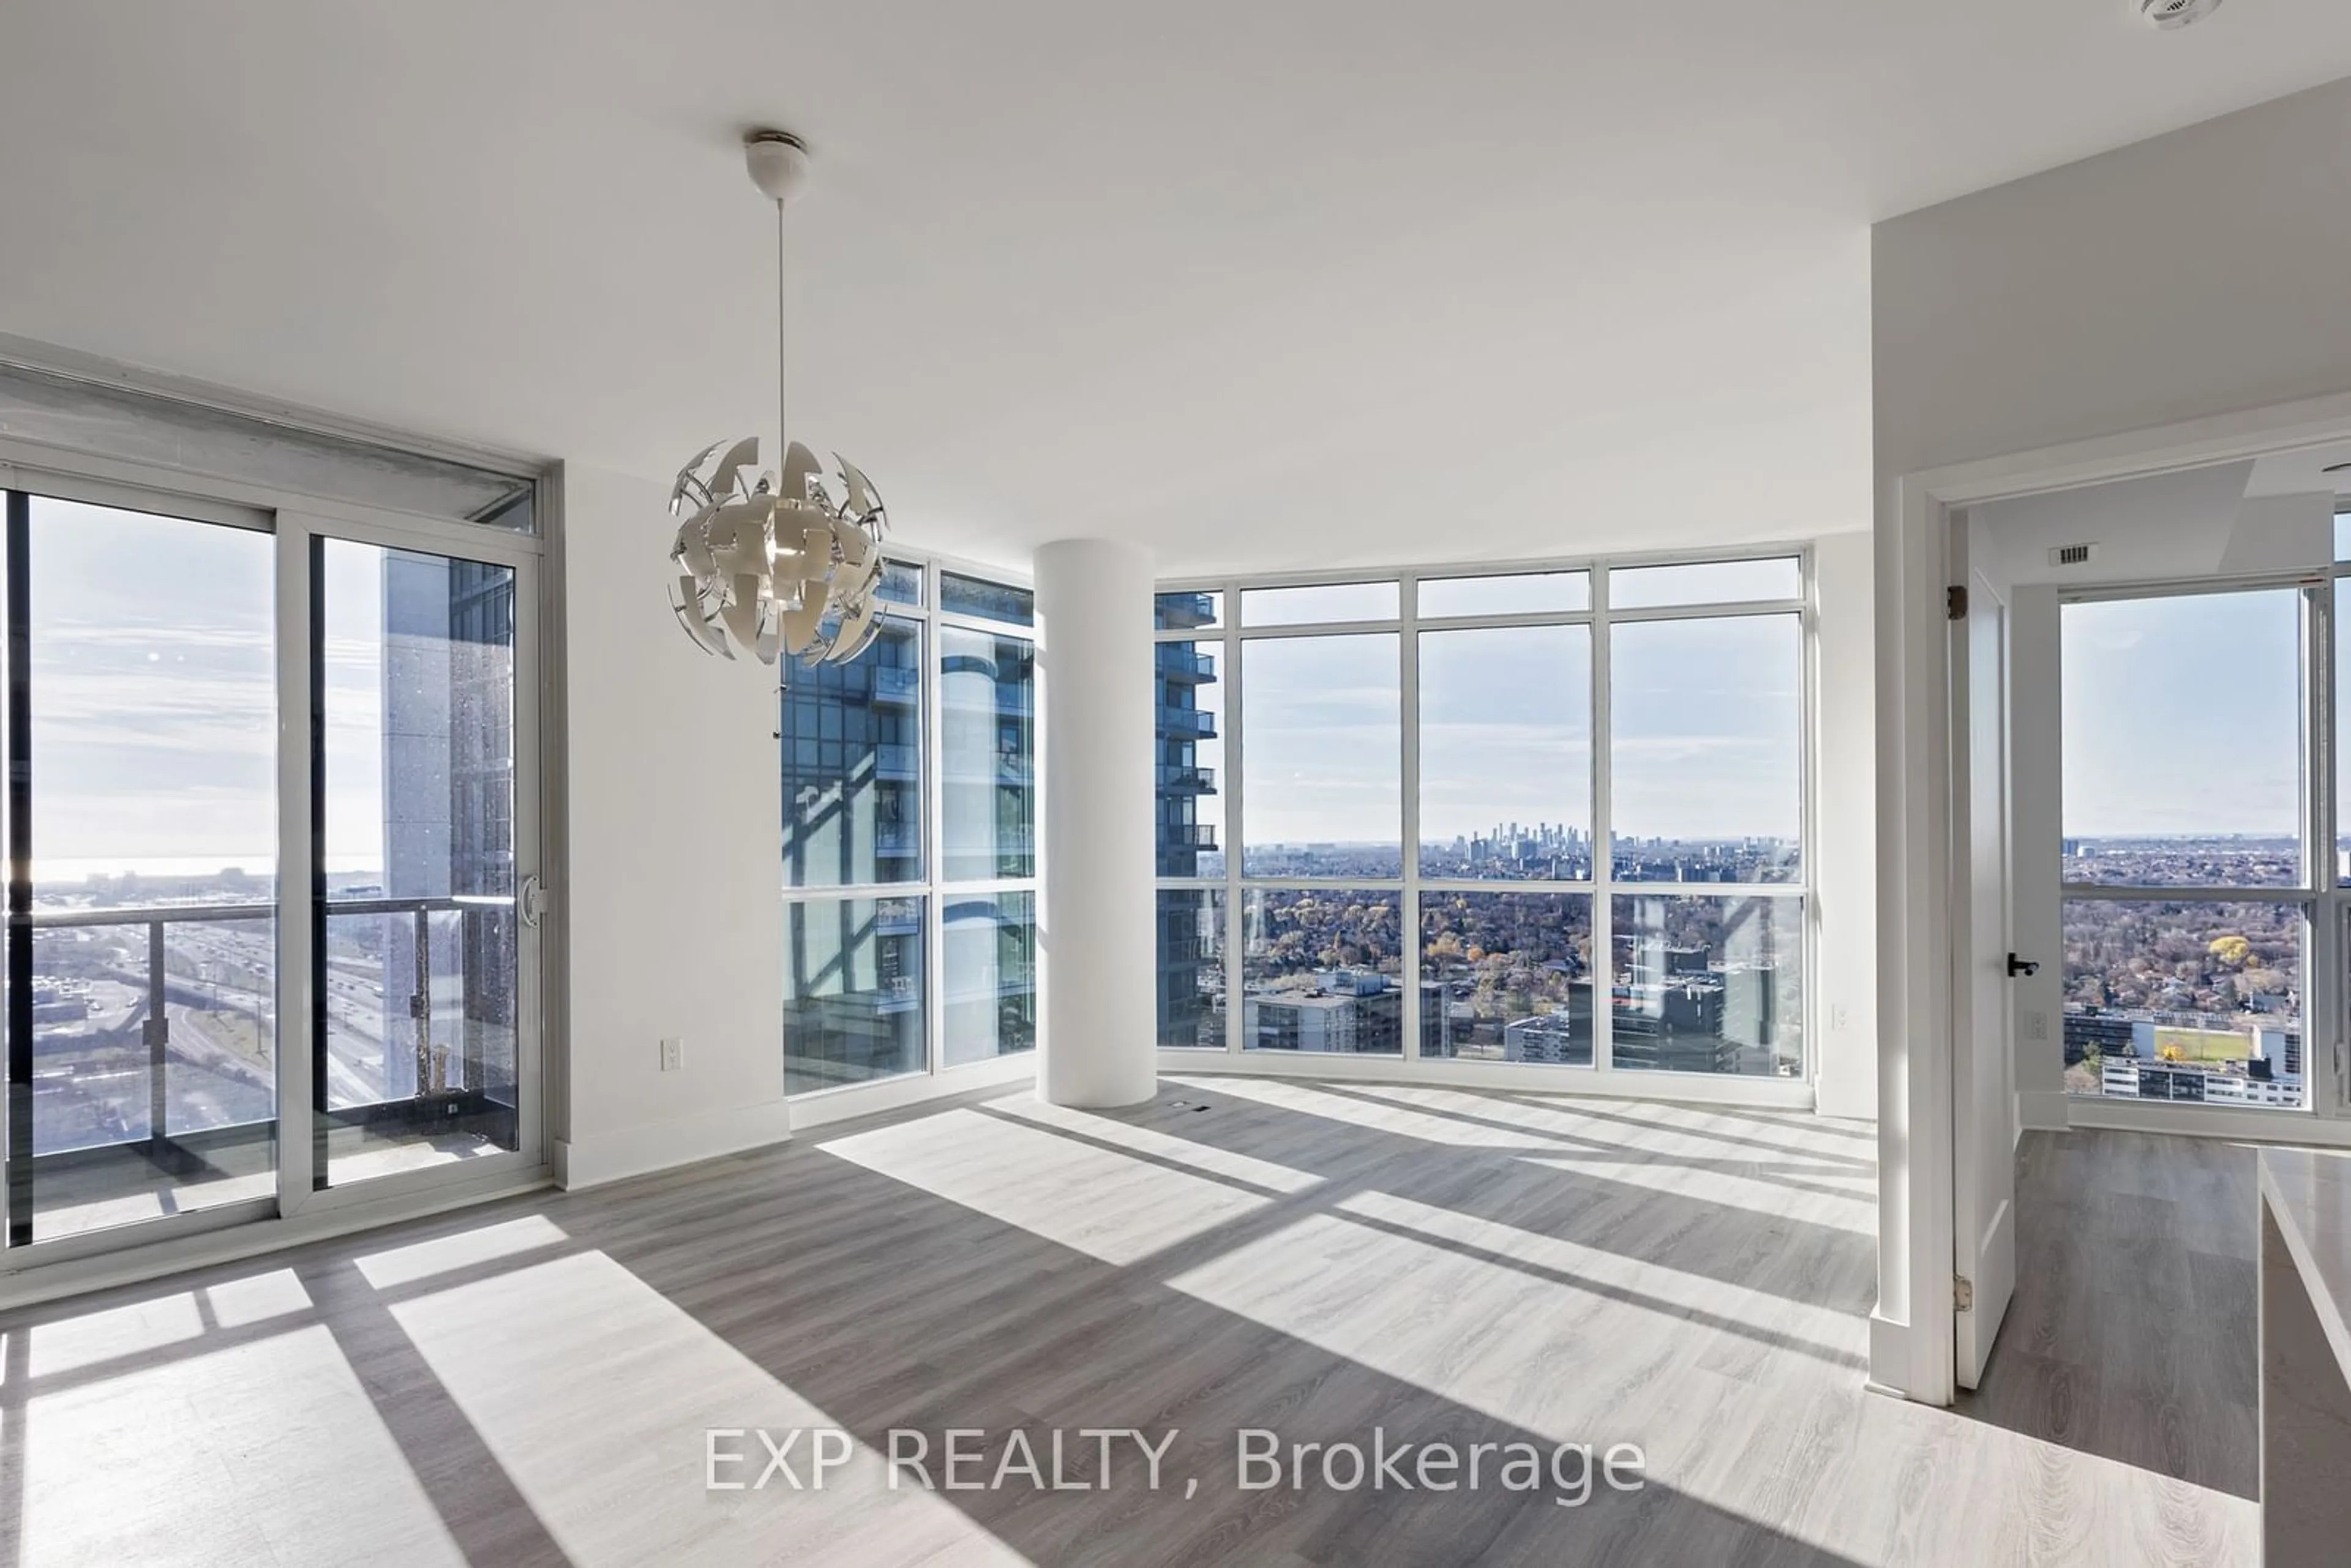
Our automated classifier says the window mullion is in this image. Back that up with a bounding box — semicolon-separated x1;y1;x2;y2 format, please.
1593;560;1615;1075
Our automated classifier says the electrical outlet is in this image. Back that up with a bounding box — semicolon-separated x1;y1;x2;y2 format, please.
1829;1004;1850;1032
2025;1011;2048;1043
659;1037;684;1072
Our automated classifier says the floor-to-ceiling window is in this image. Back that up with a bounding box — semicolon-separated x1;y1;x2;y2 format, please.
782;561;1039;1097
2060;584;2313;1111
1155;552;1810;1087
0;356;546;1266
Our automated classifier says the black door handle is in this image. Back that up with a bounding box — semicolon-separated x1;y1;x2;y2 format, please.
2006;953;2039;978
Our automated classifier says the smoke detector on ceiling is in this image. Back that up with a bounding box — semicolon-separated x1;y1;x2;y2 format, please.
2139;0;2222;30
2050;543;2101;569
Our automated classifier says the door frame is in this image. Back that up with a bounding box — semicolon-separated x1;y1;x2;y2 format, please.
0;429;558;1287
1875;385;2351;1406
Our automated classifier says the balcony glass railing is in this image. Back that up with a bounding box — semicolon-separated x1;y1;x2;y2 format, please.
1157;705;1218;738
22;895;517;1168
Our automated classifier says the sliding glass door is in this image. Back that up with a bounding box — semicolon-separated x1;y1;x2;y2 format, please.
5;492;280;1242
1;478;540;1262
314;537;526;1188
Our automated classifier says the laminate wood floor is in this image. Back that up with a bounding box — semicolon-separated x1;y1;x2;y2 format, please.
1954;1128;2260;1502
0;1079;2260;1566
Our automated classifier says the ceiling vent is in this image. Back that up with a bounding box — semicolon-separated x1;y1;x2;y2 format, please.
2050;543;2100;569
2139;0;2222;29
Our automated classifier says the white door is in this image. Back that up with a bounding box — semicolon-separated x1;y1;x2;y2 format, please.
1952;542;2017;1389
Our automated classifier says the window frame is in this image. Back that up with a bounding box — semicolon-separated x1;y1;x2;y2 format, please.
2055;572;2332;1119
1155;544;1815;1087
781;550;1042;1101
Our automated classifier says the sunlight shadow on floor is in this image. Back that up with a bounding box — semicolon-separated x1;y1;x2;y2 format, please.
354;1214;571;1290
15;1319;462;1565
24;1267;312;1378
1164;1075;1581;1150
979;1092;1324;1194
820;1106;1277;1266
386;1247;1024;1567
1515;1155;1875;1236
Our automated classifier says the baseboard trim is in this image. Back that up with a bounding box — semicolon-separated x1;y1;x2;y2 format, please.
2063;1097;2351;1146
555;1100;795;1190
789;1053;1038;1131
1157;1049;1815;1110
2017;1087;2069;1135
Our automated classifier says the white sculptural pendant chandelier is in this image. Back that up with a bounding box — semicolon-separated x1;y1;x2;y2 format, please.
669;129;890;670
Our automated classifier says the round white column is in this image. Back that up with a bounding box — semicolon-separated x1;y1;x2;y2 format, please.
1034;538;1157;1108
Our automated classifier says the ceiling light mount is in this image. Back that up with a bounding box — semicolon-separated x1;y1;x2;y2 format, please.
2138;0;2222;31
743;129;811;206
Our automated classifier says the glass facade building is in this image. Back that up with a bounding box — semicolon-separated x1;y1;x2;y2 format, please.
782;560;1040;1098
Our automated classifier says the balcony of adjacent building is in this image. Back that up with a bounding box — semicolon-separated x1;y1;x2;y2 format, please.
941;754;1037;787
1156;763;1217;795
868;901;925;938
1154;646;1217;684
870;665;922;706
1155;591;1219;631
1156;705;1217;739
871;823;921;860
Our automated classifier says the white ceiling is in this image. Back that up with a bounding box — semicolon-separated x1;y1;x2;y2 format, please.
6;3;2351;574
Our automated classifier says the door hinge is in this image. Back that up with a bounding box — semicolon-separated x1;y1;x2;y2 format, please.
1946;585;1968;621
1954;1275;1975;1312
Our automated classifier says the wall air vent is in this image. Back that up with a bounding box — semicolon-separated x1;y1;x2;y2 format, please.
2049;543;2099;568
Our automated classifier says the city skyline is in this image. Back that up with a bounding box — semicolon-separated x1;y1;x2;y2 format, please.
1229;611;1803;848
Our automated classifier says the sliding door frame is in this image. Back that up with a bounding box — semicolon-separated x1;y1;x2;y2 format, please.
279;507;546;1220
0;434;557;1280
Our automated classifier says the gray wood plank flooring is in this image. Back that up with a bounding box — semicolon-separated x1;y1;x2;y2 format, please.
0;1084;2261;1566
1955;1128;2259;1503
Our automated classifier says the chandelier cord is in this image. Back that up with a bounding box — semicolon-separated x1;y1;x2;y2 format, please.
790;197;799;465
775;198;788;469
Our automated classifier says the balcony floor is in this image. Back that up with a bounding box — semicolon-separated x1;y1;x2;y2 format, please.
0;1082;2256;1565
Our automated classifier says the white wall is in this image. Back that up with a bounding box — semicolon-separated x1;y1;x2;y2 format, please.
1874;75;2351;481
1813;531;1878;1120
553;463;789;1186
1870;70;2351;1401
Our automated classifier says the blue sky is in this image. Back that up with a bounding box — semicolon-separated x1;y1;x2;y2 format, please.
25;497;388;880
2061;588;2301;838
1235;613;1802;846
